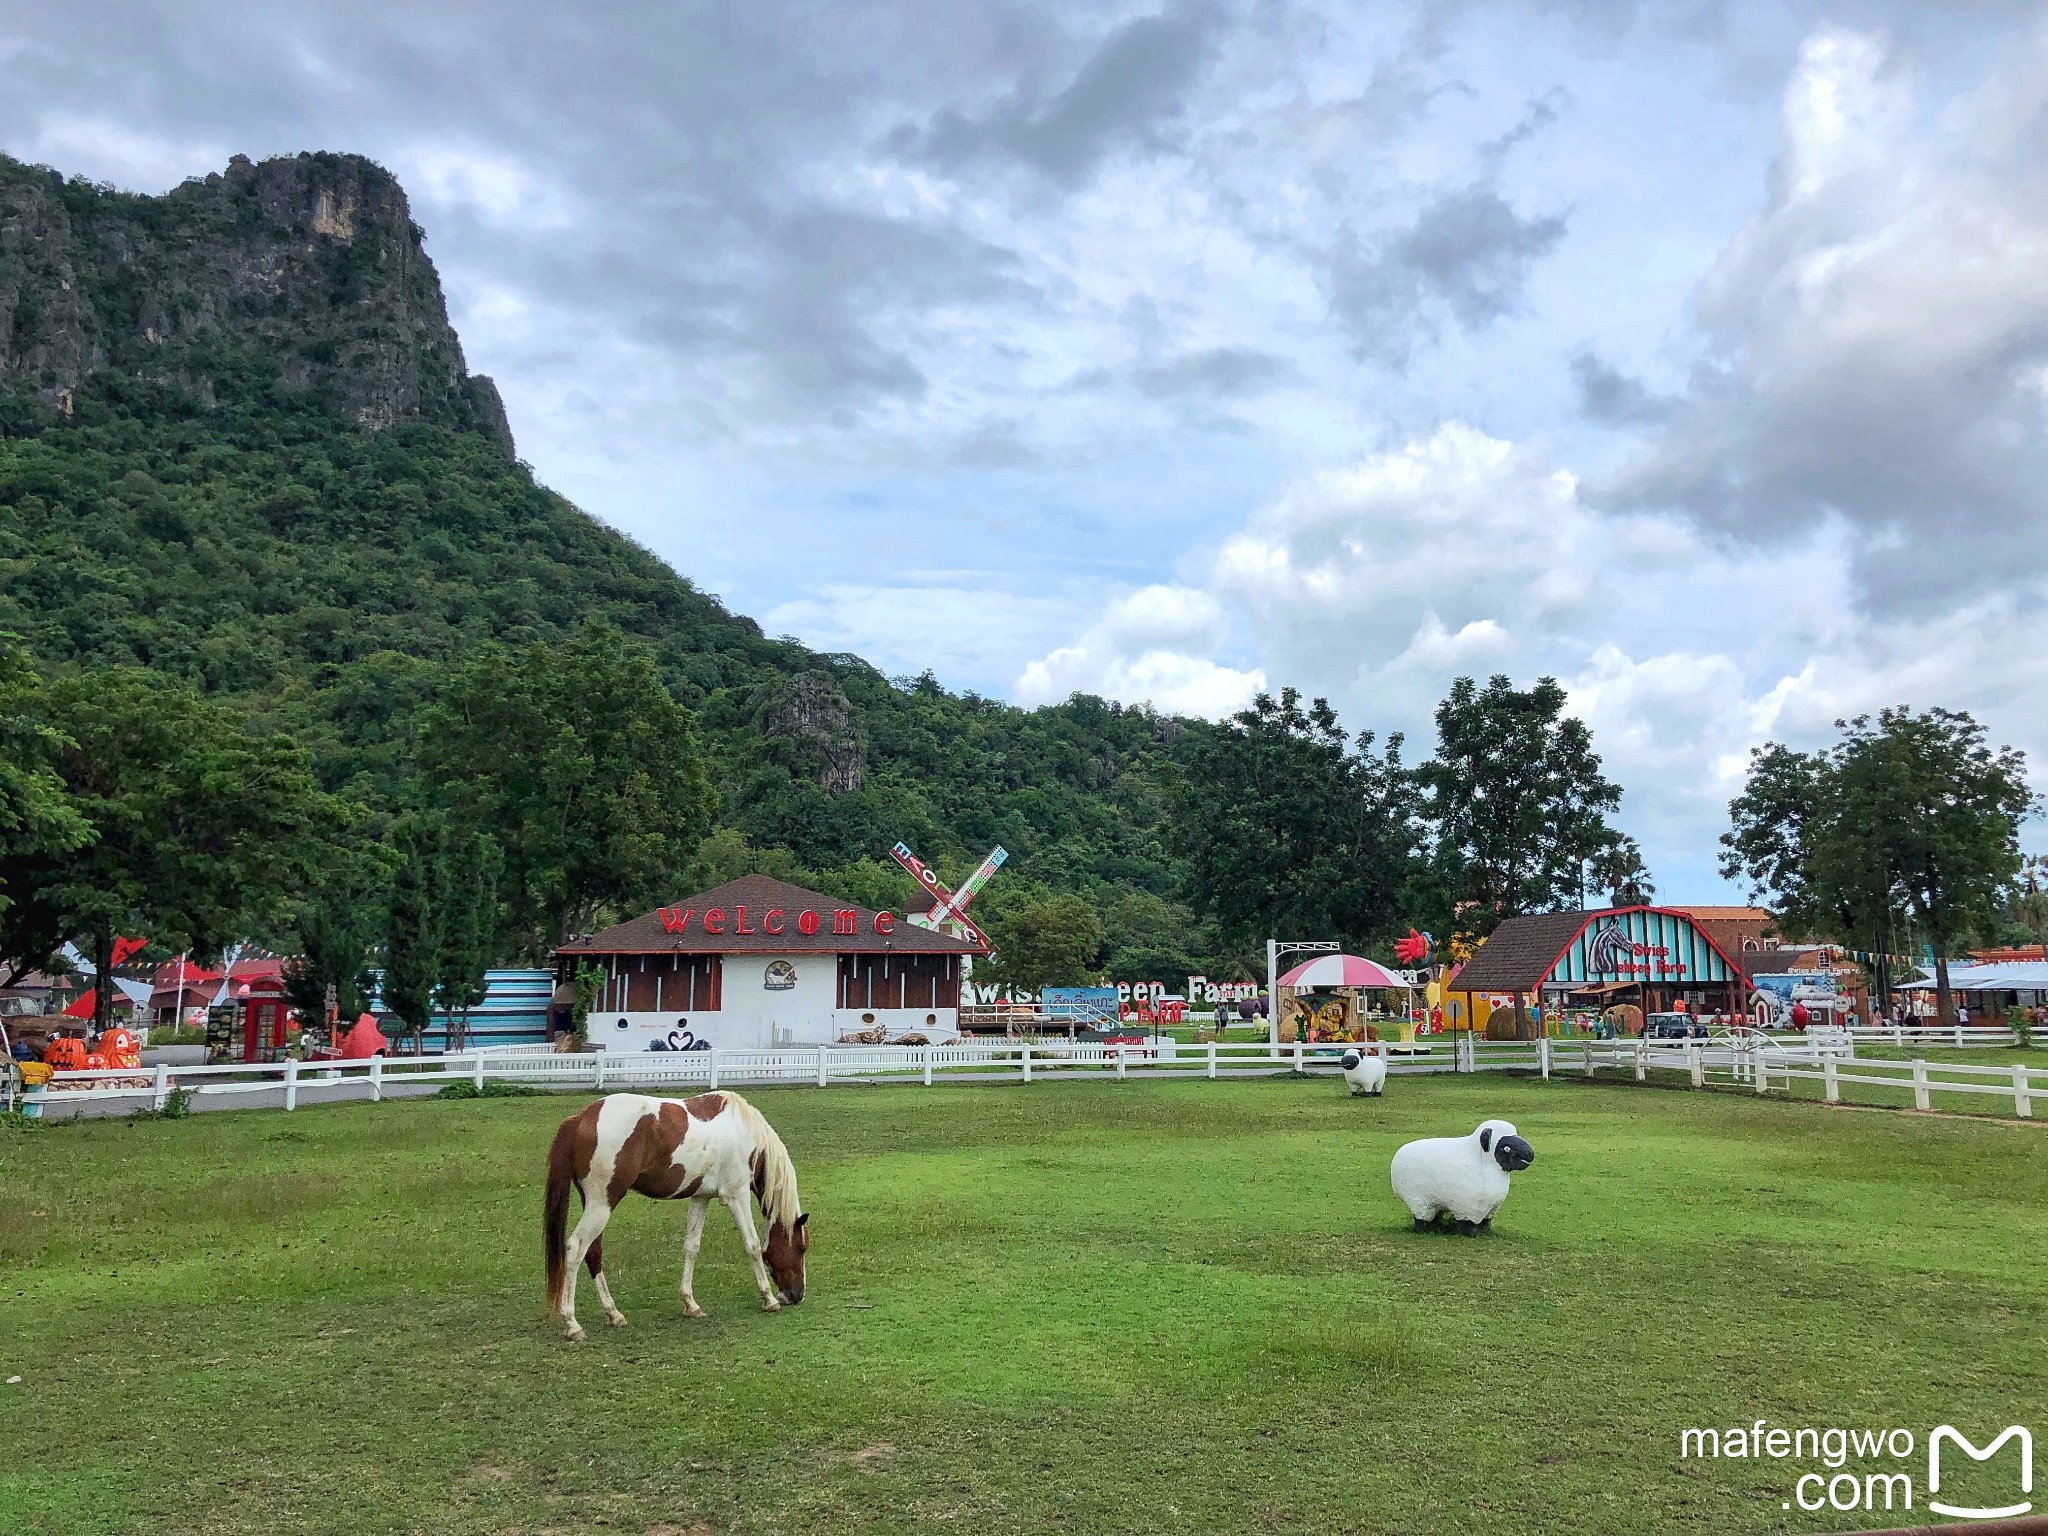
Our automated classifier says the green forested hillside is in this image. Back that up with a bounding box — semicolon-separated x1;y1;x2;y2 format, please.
0;152;1212;978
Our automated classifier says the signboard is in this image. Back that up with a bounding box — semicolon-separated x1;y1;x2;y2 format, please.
1550;910;1739;986
1039;987;1121;1026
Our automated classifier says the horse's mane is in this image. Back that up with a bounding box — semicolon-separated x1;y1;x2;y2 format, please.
725;1091;802;1227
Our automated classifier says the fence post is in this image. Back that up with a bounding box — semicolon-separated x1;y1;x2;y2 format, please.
1754;1054;1769;1094
368;1055;383;1103
472;1052;485;1090
923;1046;934;1088
817;1046;829;1089
1021;1041;1032;1083
1207;1040;1218;1080
1634;1042;1646;1082
1912;1058;1930;1111
1688;1044;1704;1088
284;1057;299;1113
1953;1022;1963;1048
1582;1040;1595;1078
1539;1038;1551;1080
1293;1040;1304;1075
1824;1057;1839;1104
2014;1064;2032;1119
1116;1044;1127;1082
152;1063;169;1112
593;1053;606;1092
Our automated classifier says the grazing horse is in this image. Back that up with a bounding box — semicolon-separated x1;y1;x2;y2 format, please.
542;1090;808;1341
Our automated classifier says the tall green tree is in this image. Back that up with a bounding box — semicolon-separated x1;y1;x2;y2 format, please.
433;828;502;1051
0;639;92;984
381;818;441;1051
1723;708;2035;1024
1416;675;1643;932
23;669;335;1032
980;890;1107;992
280;838;394;1034
1169;688;1417;950
420;623;716;956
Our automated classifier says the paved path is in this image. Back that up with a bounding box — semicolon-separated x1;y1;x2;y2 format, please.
30;1061;1432;1120
31;1076;450;1121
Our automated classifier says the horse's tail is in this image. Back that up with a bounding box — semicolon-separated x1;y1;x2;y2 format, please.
543;1112;581;1310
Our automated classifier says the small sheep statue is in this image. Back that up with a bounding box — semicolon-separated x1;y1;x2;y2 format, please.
1340;1046;1386;1096
1390;1119;1535;1236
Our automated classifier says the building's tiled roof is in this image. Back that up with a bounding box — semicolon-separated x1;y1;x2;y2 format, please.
554;874;983;958
1444;911;1600;993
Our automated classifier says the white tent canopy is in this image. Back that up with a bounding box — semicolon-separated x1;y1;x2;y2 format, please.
1903;962;2048;992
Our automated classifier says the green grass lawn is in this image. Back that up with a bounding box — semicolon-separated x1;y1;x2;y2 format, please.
3;1076;2043;1535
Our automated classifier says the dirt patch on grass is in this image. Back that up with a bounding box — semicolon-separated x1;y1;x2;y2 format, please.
168;1173;347;1225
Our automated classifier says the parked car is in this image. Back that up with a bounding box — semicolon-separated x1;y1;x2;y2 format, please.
1642;1012;1710;1040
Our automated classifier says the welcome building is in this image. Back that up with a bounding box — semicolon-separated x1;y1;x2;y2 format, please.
553;875;982;1053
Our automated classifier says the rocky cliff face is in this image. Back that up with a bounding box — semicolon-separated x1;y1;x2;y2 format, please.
0;150;512;453
758;672;867;796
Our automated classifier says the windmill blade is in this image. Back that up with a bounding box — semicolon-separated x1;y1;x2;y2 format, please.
943;847;1008;918
891;842;958;930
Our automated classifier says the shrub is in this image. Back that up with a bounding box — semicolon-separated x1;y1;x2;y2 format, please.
436;1079;546;1099
127;1087;195;1121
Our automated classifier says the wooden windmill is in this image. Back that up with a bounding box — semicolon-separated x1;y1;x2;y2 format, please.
891;842;1006;951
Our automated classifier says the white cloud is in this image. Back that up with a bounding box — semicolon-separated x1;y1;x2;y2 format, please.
1597;21;2048;612
1014;584;1265;716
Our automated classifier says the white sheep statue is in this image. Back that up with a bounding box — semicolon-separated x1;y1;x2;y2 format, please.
1339;1046;1387;1096
1390;1119;1535;1235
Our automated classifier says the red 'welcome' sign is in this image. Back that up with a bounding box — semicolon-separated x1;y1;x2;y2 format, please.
656;905;896;938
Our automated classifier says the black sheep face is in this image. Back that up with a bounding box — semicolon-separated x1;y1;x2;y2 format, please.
1477;1123;1536;1172
1340;1049;1362;1071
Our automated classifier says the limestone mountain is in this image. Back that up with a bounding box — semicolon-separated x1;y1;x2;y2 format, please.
0;150;1207;976
1;151;512;451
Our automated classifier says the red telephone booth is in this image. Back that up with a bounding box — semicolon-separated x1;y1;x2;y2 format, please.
240;976;291;1062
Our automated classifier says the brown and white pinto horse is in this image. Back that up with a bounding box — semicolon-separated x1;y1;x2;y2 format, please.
543;1090;808;1341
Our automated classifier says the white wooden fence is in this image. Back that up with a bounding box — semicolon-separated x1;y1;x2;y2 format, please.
21;1026;2039;1119
1527;1033;2039;1118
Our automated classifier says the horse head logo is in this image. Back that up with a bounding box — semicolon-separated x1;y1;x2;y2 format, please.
1588;919;1631;976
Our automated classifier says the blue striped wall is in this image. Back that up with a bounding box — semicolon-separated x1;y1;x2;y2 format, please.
367;968;556;1050
1549;910;1737;987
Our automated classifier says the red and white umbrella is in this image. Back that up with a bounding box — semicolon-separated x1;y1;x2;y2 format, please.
1277;954;1407;989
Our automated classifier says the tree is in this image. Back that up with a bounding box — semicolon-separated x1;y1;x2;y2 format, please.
1169;688;1418;950
420;624;716;956
1722;708;2035;1025
1592;842;1657;908
381;818;441;1051
433;828;502;1051
1416;675;1643;931
980;890;1106;991
0;639;93;986
2011;855;2048;946
25;669;336;1033
281;839;394;1035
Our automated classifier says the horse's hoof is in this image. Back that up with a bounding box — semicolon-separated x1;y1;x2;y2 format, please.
761;1297;782;1313
564;1324;586;1342
606;1313;628;1328
683;1303;707;1319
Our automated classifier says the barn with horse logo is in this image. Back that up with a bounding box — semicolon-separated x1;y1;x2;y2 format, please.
1443;905;1752;1038
553;874;984;1053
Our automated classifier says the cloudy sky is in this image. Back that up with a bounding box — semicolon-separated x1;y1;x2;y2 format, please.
6;0;2047;897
